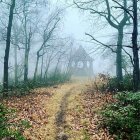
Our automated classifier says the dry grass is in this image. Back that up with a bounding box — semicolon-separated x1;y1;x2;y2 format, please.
64;80;114;140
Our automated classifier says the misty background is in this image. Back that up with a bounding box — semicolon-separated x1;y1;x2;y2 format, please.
0;0;116;81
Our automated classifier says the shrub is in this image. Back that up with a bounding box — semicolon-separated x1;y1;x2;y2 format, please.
102;92;140;139
5;72;71;97
0;104;26;140
123;74;133;91
47;71;71;85
33;71;71;86
94;74;133;93
107;74;133;92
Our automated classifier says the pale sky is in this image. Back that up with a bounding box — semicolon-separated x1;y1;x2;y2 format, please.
53;0;117;75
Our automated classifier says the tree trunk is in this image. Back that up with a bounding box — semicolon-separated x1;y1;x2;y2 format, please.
24;31;31;83
3;0;16;95
23;15;28;83
54;56;61;78
132;0;139;91
44;60;51;80
34;53;39;81
24;45;29;82
23;13;32;83
14;33;18;86
116;27;123;82
44;51;55;80
40;48;45;79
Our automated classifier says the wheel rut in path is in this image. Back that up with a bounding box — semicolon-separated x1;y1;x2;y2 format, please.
55;87;74;140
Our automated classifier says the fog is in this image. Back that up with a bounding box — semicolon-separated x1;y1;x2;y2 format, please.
0;0;135;85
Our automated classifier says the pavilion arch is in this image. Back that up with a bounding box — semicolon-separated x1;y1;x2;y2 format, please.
70;46;93;76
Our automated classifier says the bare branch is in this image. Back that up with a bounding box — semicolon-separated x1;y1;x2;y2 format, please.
122;48;134;66
85;33;116;53
112;0;134;19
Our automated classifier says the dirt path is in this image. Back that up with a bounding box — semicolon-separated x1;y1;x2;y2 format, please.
44;80;86;140
55;87;73;139
43;79;113;140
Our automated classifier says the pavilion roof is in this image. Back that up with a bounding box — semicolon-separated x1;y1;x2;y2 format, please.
72;46;93;61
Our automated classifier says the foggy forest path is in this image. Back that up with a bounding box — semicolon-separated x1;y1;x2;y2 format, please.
42;78;113;140
44;79;87;140
2;78;112;140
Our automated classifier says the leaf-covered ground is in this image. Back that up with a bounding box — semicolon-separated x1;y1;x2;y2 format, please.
2;87;55;139
64;83;114;140
1;79;114;140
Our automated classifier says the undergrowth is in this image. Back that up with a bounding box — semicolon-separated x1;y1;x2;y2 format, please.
102;92;140;140
94;74;133;93
0;103;28;140
1;72;71;97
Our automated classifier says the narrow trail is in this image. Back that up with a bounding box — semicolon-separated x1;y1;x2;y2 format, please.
44;80;86;140
55;87;73;139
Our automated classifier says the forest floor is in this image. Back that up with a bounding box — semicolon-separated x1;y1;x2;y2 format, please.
2;78;114;140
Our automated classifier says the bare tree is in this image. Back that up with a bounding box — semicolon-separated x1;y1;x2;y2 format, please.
132;0;139;91
74;0;131;82
3;0;16;95
34;12;60;81
44;46;59;79
12;20;23;86
110;0;140;91
19;0;39;82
